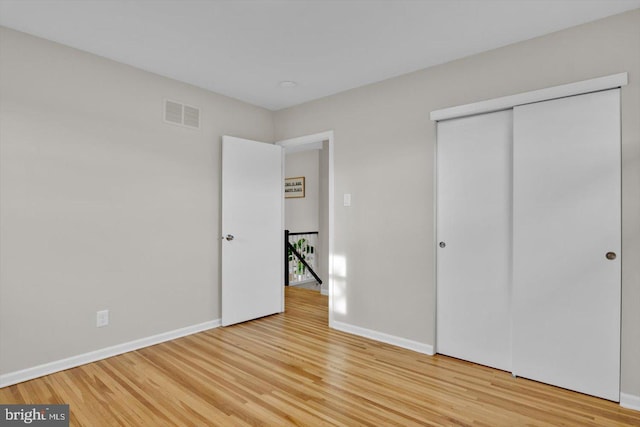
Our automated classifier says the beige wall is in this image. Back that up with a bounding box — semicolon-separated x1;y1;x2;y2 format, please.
273;9;640;396
0;27;274;374
285;150;319;232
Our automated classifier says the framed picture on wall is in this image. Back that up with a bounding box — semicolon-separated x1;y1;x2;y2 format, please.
285;176;305;198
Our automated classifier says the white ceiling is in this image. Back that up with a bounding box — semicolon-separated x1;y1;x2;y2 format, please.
1;0;639;111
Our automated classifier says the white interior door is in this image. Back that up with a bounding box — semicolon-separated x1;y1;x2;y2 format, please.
512;89;621;401
436;110;513;371
222;136;283;326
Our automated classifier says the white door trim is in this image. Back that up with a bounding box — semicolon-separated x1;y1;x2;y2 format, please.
277;131;335;324
430;72;627;121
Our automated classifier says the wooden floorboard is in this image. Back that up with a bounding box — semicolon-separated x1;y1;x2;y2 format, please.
1;287;639;426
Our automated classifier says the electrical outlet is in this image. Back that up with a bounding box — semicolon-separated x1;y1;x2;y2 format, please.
96;310;109;328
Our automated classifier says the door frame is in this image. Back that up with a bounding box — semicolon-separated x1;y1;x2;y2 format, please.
277;131;335;325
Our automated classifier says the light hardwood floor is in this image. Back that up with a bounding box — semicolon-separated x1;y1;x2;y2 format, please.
1;287;639;426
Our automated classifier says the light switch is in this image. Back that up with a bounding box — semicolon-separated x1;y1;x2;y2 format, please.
343;193;351;207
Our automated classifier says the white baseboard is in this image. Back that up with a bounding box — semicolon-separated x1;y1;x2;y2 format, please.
330;320;434;355
0;319;221;388
320;288;329;296
620;392;640;412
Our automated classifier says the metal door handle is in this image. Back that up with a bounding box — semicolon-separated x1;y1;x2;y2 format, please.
439;242;446;248
606;251;616;260
224;234;234;241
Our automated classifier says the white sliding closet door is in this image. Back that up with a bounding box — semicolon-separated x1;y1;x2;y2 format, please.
512;89;621;401
436;110;512;371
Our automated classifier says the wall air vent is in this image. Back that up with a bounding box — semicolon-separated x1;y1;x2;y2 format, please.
183;105;200;128
163;99;200;129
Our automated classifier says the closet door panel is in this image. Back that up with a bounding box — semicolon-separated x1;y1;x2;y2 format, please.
436;110;512;371
513;89;621;401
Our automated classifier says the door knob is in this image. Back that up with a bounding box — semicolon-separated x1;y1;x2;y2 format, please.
439;242;446;248
605;251;616;260
224;234;234;241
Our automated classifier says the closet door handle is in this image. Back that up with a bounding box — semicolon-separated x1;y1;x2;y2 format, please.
605;252;616;260
439;242;446;248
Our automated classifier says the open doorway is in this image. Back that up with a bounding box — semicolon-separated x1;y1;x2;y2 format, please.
285;147;321;291
277;132;334;317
